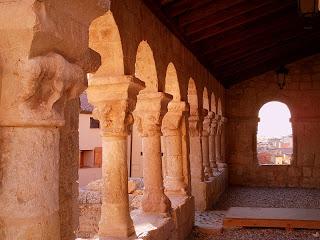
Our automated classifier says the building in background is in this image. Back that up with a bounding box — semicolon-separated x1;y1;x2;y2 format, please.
79;92;102;187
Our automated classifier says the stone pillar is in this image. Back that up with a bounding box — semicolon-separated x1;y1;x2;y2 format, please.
162;101;188;195
209;115;219;175
188;114;204;183
0;2;108;239
134;92;173;214
0;53;100;240
219;117;228;169
202;110;213;180
87;76;144;238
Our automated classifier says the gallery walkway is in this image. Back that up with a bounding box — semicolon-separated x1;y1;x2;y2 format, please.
191;187;320;240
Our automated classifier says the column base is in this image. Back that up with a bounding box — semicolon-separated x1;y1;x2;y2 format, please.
164;176;187;196
142;190;171;214
99;221;135;239
98;203;135;238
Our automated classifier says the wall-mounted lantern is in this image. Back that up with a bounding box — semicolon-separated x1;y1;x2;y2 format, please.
276;66;289;90
298;0;319;18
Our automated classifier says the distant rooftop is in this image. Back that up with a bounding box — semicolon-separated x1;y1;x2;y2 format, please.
80;92;94;113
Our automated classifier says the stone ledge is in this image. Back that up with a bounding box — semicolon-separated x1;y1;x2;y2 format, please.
77;184;194;240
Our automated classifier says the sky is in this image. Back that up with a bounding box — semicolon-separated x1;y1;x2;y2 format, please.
257;101;292;138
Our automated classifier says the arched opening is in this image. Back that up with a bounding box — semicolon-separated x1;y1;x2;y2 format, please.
130;41;159;177
164;62;181;101
217;98;222;116
135;41;158;93
211;92;216;113
203;87;209;111
89;11;124;77
188;78;198;115
257;101;293;165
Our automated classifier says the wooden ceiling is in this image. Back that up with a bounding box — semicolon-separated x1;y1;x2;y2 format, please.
143;0;320;87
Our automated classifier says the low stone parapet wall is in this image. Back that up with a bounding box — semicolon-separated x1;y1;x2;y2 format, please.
77;179;194;240
192;168;228;211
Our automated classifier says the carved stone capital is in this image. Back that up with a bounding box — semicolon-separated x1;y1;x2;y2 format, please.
0;0;109;127
0;53;87;127
161;101;188;136
210;118;218;136
87;76;145;137
202;111;214;136
216;116;225;135
133;92;173;137
188;114;202;137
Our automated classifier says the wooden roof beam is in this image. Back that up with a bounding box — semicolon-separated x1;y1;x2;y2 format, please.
183;0;275;36
218;33;320;81
177;0;245;26
208;22;304;67
188;0;294;43
165;0;213;17
199;8;298;57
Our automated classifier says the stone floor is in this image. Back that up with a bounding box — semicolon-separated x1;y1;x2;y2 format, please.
192;186;320;240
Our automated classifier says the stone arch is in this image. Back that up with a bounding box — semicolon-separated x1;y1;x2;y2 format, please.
135;41;158;92
89;11;124;77
187;78;198;114
256;98;294;119
211;92;216;113
164;62;181;101
203;87;209;111
217;98;222;115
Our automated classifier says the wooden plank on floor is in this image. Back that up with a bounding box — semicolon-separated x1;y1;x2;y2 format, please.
223;207;320;230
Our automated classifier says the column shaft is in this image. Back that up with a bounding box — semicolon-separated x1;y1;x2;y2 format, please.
189;116;204;183
87;75;145;238
164;133;186;194
133;92;172;214
202;134;211;179
0;127;60;239
142;134;171;213
215;133;221;165
99;136;134;237
209;133;217;175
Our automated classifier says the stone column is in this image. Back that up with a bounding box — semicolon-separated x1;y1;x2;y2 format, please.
202;110;213;180
209;115;219;175
218;117;228;169
0;2;108;239
215;116;222;169
162;101;188;195
0;53;100;240
188;113;204;183
87;75;144;238
133;92;173;214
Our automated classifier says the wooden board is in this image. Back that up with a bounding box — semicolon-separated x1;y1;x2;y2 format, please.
223;207;320;230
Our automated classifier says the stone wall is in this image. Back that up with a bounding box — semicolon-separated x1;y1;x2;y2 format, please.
227;54;320;188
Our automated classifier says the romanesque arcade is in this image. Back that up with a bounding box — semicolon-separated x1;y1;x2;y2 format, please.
0;1;227;239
